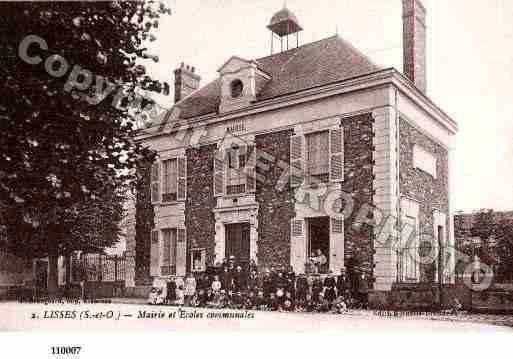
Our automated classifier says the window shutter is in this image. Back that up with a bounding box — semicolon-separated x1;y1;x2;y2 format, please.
238;145;246;169
161;230;174;276
290;219;306;273
150;230;160;276
200;250;206;272
245;144;256;193
291;220;303;237
290;135;304;188
150;162;161;204
176;227;187;276
329;127;344;182
213;150;225;196
177;156;187;201
329;217;345;273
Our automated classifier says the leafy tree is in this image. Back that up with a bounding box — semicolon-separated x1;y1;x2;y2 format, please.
470;209;495;243
470;209;497;265
0;1;170;294
495;219;513;282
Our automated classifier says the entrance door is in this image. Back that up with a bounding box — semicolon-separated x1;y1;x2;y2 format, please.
225;223;250;268
307;217;330;271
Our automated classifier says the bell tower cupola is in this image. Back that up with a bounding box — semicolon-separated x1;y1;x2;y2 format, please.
267;6;303;54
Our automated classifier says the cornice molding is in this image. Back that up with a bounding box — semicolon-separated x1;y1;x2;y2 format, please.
137;69;458;142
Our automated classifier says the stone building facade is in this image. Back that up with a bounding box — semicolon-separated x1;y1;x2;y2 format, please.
131;1;458;295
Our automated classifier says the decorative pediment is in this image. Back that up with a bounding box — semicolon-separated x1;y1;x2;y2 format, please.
218;56;256;75
217;128;251;150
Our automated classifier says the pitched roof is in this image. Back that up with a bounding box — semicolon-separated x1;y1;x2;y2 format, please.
256;35;380;100
176;35;380;120
178;79;221;120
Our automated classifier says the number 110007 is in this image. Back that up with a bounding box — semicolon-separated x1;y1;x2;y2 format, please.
51;347;82;355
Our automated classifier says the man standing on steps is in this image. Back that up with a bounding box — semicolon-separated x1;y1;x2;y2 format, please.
336;268;349;298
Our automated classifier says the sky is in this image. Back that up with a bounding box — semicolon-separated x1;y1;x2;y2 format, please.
144;0;513;213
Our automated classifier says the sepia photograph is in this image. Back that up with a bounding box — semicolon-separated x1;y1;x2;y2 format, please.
1;0;513;355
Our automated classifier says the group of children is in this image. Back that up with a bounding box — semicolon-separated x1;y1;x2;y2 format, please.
148;259;370;314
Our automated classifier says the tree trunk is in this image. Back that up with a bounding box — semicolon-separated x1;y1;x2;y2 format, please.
47;252;59;296
64;253;72;297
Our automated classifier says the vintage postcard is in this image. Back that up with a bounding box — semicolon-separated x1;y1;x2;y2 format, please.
1;0;512;355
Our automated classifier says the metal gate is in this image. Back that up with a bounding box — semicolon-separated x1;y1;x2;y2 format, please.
71;253;127;298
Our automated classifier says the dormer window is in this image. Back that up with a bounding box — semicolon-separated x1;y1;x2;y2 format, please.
230;79;244;98
218;57;269;113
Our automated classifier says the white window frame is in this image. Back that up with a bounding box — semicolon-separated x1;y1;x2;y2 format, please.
290;134;305;188
161;228;177;276
225;145;247;195
305;130;330;183
150;163;161;204
157;155;187;203
215;136;256;197
150;230;160;277
291;122;344;189
413;145;437;179
176;227;187;276
161;158;178;203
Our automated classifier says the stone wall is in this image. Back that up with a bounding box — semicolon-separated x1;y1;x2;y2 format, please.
342;113;375;276
134;160;155;285
399;118;449;282
370;284;513;313
472;289;513;313
369;284;472;311
255;130;295;270
124;285;152;298
254;114;375;273
185;144;217;267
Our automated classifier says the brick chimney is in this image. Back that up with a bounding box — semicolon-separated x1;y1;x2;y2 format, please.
174;63;200;103
402;0;427;93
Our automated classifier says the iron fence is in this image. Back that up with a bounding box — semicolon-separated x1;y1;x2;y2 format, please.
72;253;126;283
